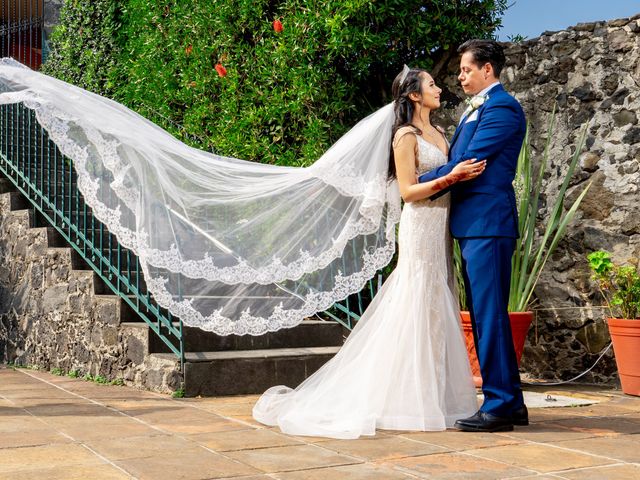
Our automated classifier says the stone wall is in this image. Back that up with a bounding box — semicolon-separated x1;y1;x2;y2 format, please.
43;0;63;40
0;191;181;393
434;15;640;383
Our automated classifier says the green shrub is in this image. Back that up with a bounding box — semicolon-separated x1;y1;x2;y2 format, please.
171;387;185;398
588;251;640;320
41;0;124;96
43;0;507;166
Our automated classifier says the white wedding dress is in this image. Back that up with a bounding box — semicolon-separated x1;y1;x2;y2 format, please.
253;134;478;439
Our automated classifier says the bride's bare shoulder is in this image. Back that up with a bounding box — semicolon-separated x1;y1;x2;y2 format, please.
393;126;418;148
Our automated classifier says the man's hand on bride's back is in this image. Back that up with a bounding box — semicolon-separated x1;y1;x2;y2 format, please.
452;158;486;182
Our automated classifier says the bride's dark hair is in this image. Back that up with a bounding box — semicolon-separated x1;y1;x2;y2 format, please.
389;67;426;180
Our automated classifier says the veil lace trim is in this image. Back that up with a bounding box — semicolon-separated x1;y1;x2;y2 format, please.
0;58;401;334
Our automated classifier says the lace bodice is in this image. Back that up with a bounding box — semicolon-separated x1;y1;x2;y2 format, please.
416;136;448;175
392;127;448;176
398;132;451;268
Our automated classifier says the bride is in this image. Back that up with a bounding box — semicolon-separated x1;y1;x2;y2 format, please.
0;59;482;438
252;67;485;438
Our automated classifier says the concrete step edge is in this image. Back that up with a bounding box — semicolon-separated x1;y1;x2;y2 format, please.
152;346;341;362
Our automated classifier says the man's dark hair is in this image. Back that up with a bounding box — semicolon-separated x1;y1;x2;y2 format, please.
458;39;506;78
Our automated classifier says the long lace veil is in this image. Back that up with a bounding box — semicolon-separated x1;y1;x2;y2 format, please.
0;58;401;334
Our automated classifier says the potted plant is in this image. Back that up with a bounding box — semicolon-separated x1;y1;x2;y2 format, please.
457;107;591;386
587;250;640;396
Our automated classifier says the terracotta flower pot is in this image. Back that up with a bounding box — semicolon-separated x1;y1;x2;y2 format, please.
607;318;640;396
460;311;534;388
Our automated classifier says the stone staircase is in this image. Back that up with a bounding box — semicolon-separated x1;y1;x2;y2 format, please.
0;176;345;396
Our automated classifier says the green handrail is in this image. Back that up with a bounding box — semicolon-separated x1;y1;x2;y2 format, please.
0;101;185;368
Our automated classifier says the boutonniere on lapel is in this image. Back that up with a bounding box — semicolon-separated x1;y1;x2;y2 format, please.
465;93;489;113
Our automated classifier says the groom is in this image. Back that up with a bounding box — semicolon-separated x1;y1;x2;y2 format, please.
419;39;527;432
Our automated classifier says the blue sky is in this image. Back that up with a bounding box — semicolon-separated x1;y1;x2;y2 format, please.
497;0;640;41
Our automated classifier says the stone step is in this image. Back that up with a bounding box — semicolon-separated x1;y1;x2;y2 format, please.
8;191;30;210
119;323;181;370
93;271;147;295
153;346;341;396
92;294;165;324
98;286;303;327
65;247;134;272
93;270;299;298
45;226;67;247
161;320;343;353
91;294;170;326
16;164;78;178
0;177;17;194
121;318;344;353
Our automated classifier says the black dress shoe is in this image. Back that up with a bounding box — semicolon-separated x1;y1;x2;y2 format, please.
454;410;514;432
511;405;529;426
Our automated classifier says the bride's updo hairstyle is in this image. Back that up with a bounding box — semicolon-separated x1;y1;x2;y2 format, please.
389;67;426;179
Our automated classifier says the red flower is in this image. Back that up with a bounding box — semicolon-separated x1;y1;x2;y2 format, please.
185;44;193;56
273;19;283;33
215;63;227;77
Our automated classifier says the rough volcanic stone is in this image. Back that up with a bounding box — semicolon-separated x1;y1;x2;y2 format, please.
622;127;640;145
613;109;638;127
125;335;145;365
0;193;181;394
609;29;634;51
601;88;629;109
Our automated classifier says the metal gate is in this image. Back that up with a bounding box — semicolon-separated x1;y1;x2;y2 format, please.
1;1;44;69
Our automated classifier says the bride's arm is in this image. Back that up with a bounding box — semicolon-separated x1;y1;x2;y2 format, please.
393;134;485;203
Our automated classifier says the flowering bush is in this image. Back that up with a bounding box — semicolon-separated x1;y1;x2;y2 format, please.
214;64;228;77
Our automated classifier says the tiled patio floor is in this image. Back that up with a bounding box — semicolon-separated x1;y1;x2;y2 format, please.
1;365;639;479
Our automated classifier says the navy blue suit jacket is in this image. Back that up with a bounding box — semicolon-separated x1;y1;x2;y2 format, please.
419;84;526;238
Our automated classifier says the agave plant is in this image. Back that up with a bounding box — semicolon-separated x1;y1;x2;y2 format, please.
509;106;591;312
454;106;591;312
453;240;468;311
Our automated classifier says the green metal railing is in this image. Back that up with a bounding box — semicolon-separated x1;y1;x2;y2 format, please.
0;100;185;367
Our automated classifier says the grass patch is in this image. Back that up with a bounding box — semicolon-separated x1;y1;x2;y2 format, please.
171;388;185;398
12;364;38;370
